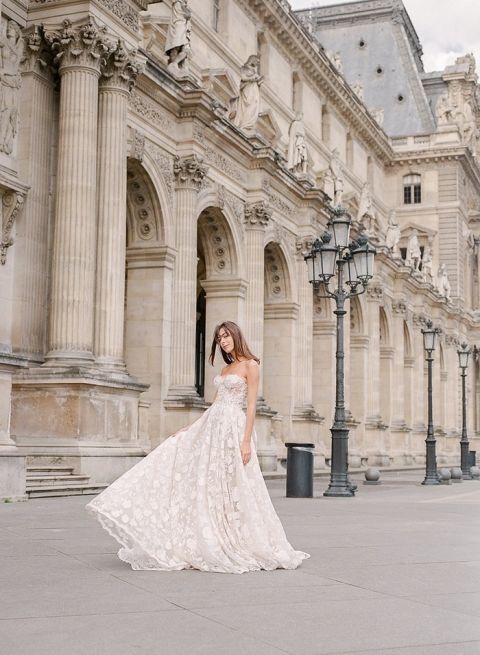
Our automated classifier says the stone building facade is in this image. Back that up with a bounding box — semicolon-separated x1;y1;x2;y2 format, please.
1;0;480;499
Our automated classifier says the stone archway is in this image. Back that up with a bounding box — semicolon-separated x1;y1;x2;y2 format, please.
124;159;172;448
197;206;245;403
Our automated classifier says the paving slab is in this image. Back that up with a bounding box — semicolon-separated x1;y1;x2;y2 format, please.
0;471;479;655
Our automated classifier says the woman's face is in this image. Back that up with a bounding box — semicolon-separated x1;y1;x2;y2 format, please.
217;328;234;356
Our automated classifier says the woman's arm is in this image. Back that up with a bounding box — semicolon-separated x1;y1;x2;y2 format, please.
240;360;259;464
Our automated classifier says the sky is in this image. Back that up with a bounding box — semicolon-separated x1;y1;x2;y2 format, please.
289;0;480;73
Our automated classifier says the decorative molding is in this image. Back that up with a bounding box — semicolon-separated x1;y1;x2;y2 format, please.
392;300;407;315
173;154;208;190
143;140;174;203
100;40;144;91
217;184;245;230
261;178;294;218
127;128;145;162
366;285;383;301
32;0;142;32
193;124;247;184
129;91;175;132
296;235;315;259
44;18;114;72
1;191;26;265
244;201;271;227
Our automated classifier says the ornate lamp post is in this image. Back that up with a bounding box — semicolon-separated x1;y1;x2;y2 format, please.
304;207;376;497
457;342;472;480
421;320;440;485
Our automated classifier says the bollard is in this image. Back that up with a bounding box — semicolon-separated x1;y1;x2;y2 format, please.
364;468;381;485
450;467;463;483
438;468;451;485
285;443;314;498
470;466;480;480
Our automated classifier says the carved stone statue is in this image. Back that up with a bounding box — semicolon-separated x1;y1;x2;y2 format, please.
385;209;401;258
329;147;344;206
437;263;451;300
0;20;23;155
232;55;263;133
405;229;421;271
357;182;373;221
371;108;384;127
333;52;343;74
352;82;364;101
421;238;434;283
436;93;454;125
165;0;191;78
287;114;308;175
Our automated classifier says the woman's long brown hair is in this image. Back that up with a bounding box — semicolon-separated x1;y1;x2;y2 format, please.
209;321;260;366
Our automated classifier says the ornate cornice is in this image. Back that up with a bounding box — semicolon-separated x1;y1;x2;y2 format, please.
234;0;393;163
173;154;208;190
244;201;272;227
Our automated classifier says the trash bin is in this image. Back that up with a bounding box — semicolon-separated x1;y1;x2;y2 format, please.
469;451;476;468
285;442;315;498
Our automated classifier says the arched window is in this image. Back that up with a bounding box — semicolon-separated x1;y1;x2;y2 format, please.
403;173;421;204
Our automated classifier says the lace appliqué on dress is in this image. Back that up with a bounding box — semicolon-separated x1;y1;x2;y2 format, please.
85;373;310;573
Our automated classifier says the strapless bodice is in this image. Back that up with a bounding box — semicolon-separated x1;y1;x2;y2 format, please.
213;374;247;408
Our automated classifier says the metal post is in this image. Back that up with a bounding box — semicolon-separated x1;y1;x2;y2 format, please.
460;369;472;479
422;354;439;485
324;259;355;497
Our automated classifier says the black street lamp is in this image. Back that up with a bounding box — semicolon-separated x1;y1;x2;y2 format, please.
304;206;376;497
421;320;440;485
457;342;472;480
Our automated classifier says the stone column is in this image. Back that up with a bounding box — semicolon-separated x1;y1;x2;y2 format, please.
389;300;410;464
292;237;322;443
243;201;277;471
44;19;112;364
364;284;388;465
244;201;270;392
95;42;142;368
167;154;207;398
411;314;427;463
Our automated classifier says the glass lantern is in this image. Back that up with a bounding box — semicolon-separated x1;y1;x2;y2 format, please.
328;208;351;249
458;343;470;370
352;234;376;282
422;320;437;352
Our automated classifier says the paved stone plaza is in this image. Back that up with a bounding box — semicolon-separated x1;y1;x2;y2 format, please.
1;471;479;655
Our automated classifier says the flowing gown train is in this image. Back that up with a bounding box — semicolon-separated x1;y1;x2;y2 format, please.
85;373;310;573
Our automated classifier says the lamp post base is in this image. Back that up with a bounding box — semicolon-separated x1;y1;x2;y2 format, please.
421;476;440;485
324;484;355;497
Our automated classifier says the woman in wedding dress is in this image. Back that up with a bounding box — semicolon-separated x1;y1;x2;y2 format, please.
85;321;310;574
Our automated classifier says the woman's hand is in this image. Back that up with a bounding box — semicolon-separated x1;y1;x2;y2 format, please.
240;440;251;465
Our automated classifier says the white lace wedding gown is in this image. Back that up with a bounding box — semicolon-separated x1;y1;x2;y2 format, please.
85;373;310;573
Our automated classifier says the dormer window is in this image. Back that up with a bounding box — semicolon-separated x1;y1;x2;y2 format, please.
403;174;421;204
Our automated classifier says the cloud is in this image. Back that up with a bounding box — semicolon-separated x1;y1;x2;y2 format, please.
289;0;480;73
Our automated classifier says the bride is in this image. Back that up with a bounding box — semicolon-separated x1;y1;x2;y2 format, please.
85;321;310;574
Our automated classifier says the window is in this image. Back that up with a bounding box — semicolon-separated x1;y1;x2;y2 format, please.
403;174;421;204
213;0;220;31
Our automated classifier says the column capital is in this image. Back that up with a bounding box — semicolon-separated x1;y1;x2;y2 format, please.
244;201;271;228
295;235;316;259
44;18;114;74
100;40;144;92
173;154;208;190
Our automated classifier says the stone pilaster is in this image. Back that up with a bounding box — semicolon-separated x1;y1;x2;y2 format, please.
95;42;143;368
244;200;270;383
44;19;113;364
292;236;323;442
167;154;207;398
364;283;389;465
389;300;411;464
